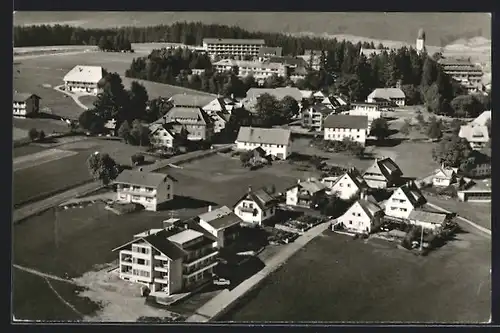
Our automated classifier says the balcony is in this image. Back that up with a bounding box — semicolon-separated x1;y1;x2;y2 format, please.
183;261;218;279
154;262;169;273
239;206;255;214
183;250;219;267
154;276;170;284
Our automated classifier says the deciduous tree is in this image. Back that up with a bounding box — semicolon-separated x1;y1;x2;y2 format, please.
86;152;119;185
370;118;391;141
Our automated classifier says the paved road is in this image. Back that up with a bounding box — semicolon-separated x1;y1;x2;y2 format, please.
186;221;331;322
13;144;233;223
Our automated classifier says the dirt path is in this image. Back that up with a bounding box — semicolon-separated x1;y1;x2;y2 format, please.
53;85;89;110
13;264;77;285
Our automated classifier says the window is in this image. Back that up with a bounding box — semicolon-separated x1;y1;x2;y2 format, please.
167;184;171;190
132;195;141;200
146;198;152;203
347;183;351;187
391;207;397;211
357;213;361;217
252;209;258;217
352;212;356;216
401;208;407;212
349;221;352;225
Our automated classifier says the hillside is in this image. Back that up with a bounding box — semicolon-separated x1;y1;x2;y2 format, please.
13;12;491;47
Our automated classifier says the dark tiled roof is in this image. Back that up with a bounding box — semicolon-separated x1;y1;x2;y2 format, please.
115;170;174;188
235;187;277;210
169;94;216;108
198;206;243;230
162;107;213;126
408;210;447;225
236;126;291;146
13;92;40;102
323;115;368;129
144;230;186;260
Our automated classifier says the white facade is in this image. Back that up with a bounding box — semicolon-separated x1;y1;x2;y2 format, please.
342;109;381;129
202;99;225;115
329;173;362;200
235;141;290;159
63;65;104;96
213;59;286;84
203;38;265;58
352;103;380;112
234;199;276;226
323;127;367;146
432;168;457;187
13;95;39;117
116;178;174;211
149;126;177;148
336;201;382;234
384;187;416;219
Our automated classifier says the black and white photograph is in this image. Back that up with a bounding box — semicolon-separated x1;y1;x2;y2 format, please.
12;11;491;323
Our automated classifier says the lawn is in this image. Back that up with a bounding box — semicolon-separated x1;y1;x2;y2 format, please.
14;52;214;119
13;138;149;206
426;196;491;230
78;95;96;109
221;231;491;323
12;144;48;158
13;118;72;135
12;269;100;321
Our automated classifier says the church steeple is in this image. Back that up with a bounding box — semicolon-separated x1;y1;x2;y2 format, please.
416;28;426;53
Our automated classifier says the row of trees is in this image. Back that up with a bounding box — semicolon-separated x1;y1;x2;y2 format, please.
95;32;133;52
14;21;383;56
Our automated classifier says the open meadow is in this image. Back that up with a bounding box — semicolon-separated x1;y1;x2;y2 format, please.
13;138;149;207
221;231;490;323
13;51;214;121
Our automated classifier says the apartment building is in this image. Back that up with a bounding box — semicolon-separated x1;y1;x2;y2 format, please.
213;59;287;85
438;58;483;88
63;65;105;95
113;224;219;297
203;38;265;58
323;115;369;146
302;103;335;131
114;170;175;211
13;92;40;117
235;126;292;160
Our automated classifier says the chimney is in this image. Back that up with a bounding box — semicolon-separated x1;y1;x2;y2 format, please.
208;205;212;212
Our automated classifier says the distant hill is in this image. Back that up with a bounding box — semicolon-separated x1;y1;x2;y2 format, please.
13;12;491;47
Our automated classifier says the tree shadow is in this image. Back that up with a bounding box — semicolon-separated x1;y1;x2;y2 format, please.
366;137;408;148
33;112;68;121
159;195;218;211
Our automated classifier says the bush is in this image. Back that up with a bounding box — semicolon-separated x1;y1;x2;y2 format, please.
28;128;39;141
131;153;145;165
38;130;46;141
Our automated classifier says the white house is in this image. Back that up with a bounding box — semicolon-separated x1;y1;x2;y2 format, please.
302;103;335;131
351;102;380;112
198;206;242;248
408;210;448;231
235;126;292;160
63;65;104;95
149;124;179;149
326;168;368;200
335;196;383;234
112;224;218;297
202;98;228;115
362;157;403;189
286;178;326;207
431;165;458;187
13;92;40;117
233;186;278;226
114;170;175;211
384;181;426;219
367;88;406;106
458;124;489;150
471;110;491;127
323;115;369;146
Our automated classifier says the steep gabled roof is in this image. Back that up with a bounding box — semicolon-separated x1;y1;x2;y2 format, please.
112;229;186;260
397;181;425;206
331;168;368;190
234;187;277;210
13;92;40;102
459;124;489;143
149;123;177;138
368;88;406;100
363;157;403;180
357;199;382;219
289;179;326;194
162;107;213;126
408;210;447;225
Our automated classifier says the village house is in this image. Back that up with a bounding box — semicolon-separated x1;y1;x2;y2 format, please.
351;102;380;112
149;123;179;149
13;92;40;117
302;103;335;131
325;168;368;200
213;59;287;85
297;49;325;70
334;193;383;234
211;112;231;134
113;224;219;297
285;178;327;208
408;210;449;231
198;206;242;248
362;157;403;189
244;147;273;166
431;165;458;187
300;90;314;100
233;186;278;226
457;179;491;202
341;108;381;129
157;107;214;142
235;126;292;160
202;98;228;115
63;65;105;95
458;124;489;150
191;68;205;75
114;170;175;211
168;94;221;113
384;181;426;220
323;114;369;146
258;46;283;61
367;88;406;107
203;38;265;58
104;119;117;136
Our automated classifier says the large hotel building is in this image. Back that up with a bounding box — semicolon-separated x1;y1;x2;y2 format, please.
203;38;265;58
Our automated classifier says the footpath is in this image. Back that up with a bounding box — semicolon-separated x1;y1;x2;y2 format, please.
186;221;331;322
13;144;232;223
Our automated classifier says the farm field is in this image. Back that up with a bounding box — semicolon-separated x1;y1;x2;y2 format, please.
13;127;27;141
12;144;48;158
13;138;148;207
13;117;72;134
221;231;490;323
13;51;214;121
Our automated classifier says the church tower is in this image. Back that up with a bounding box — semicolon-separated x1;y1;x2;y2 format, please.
416;28;426;53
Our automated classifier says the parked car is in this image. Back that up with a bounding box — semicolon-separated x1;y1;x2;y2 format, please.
213;278;231;286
